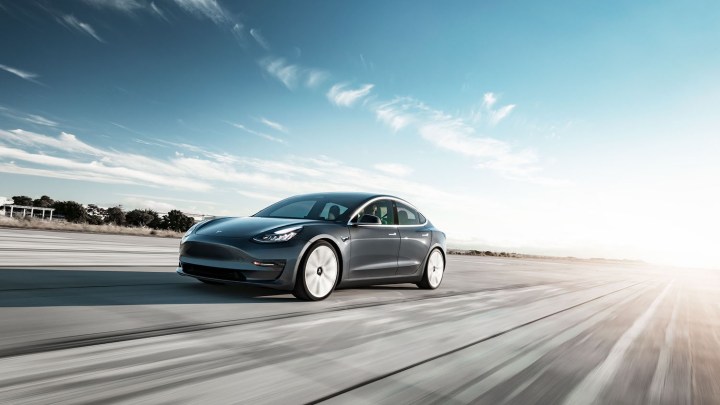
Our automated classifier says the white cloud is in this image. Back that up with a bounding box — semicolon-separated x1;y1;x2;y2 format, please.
259;57;328;90
483;92;497;108
260;57;299;89
0;129;209;190
123;196;176;212
489;104;516;126
476;92;515;125
172;0;231;25
235;190;282;203
81;0;144;12
373;163;414;177
60;15;105;43
370;97;564;185
24;114;58;127
249;28;270;49
231;23;245;42
150;2;168;20
0;127;454;215
258;117;288;133
229;122;286;143
0;64;39;83
0;108;57;126
305;69;328;88
326;83;374;107
374;99;415;131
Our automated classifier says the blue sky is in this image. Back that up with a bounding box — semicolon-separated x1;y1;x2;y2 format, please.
1;0;719;268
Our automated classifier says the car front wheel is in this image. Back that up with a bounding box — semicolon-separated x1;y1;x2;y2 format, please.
293;241;339;300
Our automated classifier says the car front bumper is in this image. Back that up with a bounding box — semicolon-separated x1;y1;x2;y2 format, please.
177;234;306;290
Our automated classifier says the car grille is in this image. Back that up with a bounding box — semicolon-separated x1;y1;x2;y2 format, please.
181;263;247;282
182;242;238;261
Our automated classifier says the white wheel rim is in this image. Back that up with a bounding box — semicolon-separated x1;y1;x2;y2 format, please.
304;245;338;298
427;250;444;288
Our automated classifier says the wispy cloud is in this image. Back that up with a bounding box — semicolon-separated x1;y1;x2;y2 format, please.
249;28;270;49
0;107;57;127
81;0;144;12
374;98;415;131
23;114;58;127
258;117;288;133
483;92;497;108
374;163;414;177
489;104;516;125
172;0;231;25
150;2;168;20
372;97;565;185
0;63;40;83
259;57;328;90
326;83;374;107
259;57;299;89
60;15;104;42
305;69;328;88
231;23;245;42
475;92;516;126
0;127;455;215
229;122;286;143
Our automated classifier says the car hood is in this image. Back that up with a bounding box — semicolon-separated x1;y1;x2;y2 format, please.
195;216;317;238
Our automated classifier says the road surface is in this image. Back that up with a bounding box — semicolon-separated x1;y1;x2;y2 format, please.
0;228;718;404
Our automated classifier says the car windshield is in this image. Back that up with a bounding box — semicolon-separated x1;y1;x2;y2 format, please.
253;195;362;221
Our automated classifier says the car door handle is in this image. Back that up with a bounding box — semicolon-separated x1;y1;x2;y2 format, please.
421;233;429;237
388;232;397;236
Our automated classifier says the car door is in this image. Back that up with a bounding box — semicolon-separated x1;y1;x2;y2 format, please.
395;201;431;276
347;199;400;280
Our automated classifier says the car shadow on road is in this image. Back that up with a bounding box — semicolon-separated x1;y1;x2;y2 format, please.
0;268;298;307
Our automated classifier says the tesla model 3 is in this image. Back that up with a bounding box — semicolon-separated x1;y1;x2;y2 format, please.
177;192;446;300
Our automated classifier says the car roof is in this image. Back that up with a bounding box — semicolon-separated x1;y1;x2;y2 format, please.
291;191;400;202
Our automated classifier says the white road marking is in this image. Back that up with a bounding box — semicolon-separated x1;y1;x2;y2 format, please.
562;280;675;405
648;290;686;404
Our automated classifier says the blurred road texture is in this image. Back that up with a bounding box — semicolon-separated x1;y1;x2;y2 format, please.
0;228;718;404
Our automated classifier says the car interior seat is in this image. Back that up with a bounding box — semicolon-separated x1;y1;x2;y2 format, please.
327;205;341;220
398;210;409;225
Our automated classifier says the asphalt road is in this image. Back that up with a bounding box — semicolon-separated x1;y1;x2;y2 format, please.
0;228;718;404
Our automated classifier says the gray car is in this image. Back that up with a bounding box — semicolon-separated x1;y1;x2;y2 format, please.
177;192;446;300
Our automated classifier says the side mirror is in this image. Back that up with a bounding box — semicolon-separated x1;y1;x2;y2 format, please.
358;214;382;224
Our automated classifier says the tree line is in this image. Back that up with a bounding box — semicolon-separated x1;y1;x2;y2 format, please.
8;195;196;232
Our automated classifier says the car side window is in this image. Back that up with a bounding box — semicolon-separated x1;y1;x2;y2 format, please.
396;202;420;225
355;199;395;225
319;203;348;221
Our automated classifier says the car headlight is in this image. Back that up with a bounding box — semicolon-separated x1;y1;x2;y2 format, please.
253;225;303;243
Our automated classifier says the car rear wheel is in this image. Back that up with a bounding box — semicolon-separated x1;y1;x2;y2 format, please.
293;241;339;301
417;248;444;289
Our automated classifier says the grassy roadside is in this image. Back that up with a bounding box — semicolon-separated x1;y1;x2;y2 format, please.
0;216;182;238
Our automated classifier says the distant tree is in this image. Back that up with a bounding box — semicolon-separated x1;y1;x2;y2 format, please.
52;201;88;223
126;209;159;227
105;206;126;226
86;204;107;218
32;195;55;208
162;210;195;232
87;215;104;225
11;196;33;206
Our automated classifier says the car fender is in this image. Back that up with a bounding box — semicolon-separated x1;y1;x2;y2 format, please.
291;231;350;284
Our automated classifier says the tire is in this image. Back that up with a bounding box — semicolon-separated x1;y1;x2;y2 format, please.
417;248;445;289
198;279;225;285
292;241;339;301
